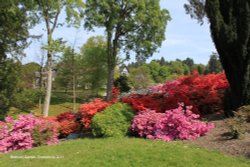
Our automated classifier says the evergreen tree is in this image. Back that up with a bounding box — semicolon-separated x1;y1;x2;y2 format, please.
0;1;32;119
207;52;222;73
185;0;250;114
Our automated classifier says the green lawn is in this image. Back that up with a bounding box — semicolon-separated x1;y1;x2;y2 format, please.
0;138;249;167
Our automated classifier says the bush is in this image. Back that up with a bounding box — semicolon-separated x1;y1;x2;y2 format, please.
79;98;114;129
0;114;59;153
130;103;215;141
56;112;80;137
114;76;131;93
13;89;43;111
226;106;250;139
91;103;135;137
32;119;59;146
123;73;229;115
236;105;250;122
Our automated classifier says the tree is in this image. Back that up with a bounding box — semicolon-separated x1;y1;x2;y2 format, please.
55;47;77;92
32;0;84;116
146;61;169;83
185;1;250;115
55;46;80;112
129;66;153;90
80;36;108;95
84;0;170;100
21;62;41;88
0;0;32;119
207;52;222;73
183;57;194;71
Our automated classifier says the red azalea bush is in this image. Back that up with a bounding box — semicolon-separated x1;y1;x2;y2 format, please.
0;114;59;153
79;98;113;129
130;103;215;141
123;73;229;115
55;112;80;137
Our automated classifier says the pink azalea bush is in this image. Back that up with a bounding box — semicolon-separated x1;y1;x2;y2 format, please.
0;114;59;153
130;103;215;141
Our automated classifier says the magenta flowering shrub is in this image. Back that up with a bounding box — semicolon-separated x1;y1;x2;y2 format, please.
0;114;59;153
32;119;59;146
130;104;215;141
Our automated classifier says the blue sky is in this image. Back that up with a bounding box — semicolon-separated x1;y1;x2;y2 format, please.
23;0;216;65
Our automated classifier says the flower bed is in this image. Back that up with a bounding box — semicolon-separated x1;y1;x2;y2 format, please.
122;73;229;115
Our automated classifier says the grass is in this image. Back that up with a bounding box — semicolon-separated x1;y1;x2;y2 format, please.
0;138;249;167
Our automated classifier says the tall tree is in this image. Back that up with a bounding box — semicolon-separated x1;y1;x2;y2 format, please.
207;52;222;73
55;46;80;112
84;0;170;100
183;57;195;71
33;0;84;116
0;0;32;119
185;0;250;114
80;36;108;96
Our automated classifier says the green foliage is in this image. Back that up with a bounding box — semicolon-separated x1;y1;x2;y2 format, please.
0;0;31;58
91;103;135;137
207;52;222;74
183;57;195;70
84;0;170;100
84;0;170;59
129;65;153;90
32;125;53;146
79;36;108;94
195;64;206;74
0;1;33;120
21;62;41;88
55;46;81;91
0;59;21;120
225;105;250;139
114;76;131;93
12;89;44;111
226;108;250;139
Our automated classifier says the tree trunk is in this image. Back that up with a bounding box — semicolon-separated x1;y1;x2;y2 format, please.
43;30;53;117
72;74;76;112
105;29;114;101
43;56;53;117
206;0;250;115
106;64;115;100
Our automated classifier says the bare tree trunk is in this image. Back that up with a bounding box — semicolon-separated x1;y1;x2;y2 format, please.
39;49;45;114
73;74;76;112
43;29;53;117
43;56;53;117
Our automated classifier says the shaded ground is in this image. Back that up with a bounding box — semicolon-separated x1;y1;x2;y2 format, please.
183;113;250;159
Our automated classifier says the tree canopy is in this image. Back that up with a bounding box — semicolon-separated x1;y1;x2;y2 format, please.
84;0;170;100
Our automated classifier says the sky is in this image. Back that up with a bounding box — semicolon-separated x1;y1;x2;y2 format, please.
23;0;216;65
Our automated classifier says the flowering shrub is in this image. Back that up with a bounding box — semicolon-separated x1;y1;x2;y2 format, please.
78;86;119;129
79;98;113;129
0;114;59;153
130;104;215;141
123;73;229;115
55;112;80;137
32;119;59;146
